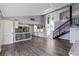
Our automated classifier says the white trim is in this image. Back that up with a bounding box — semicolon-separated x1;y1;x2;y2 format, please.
14;38;32;43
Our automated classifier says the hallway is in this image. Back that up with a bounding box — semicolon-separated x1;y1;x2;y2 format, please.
0;37;72;56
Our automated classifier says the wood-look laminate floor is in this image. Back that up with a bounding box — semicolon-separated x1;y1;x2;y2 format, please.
0;37;72;56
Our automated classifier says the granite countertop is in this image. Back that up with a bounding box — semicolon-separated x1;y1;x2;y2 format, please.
69;40;79;56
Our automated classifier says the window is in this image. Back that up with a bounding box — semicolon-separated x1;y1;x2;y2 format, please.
34;25;44;32
52;17;54;20
47;16;50;24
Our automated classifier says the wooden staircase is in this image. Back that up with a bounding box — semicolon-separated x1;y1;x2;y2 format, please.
53;31;70;39
53;19;70;39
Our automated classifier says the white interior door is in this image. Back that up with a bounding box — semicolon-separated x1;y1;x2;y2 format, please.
3;20;14;44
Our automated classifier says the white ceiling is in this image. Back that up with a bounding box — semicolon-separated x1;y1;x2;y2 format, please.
0;3;70;17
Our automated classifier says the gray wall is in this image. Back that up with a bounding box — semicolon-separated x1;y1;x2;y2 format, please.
70;28;79;43
3;15;44;25
3;15;46;37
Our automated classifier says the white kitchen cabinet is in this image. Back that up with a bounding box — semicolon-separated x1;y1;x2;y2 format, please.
14;23;32;42
0;20;12;51
1;20;32;45
2;20;14;45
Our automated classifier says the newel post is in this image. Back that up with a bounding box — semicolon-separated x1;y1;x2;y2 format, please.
70;6;72;27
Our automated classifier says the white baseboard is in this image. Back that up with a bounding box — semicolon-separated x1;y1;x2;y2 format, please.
2;38;32;46
14;38;32;43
